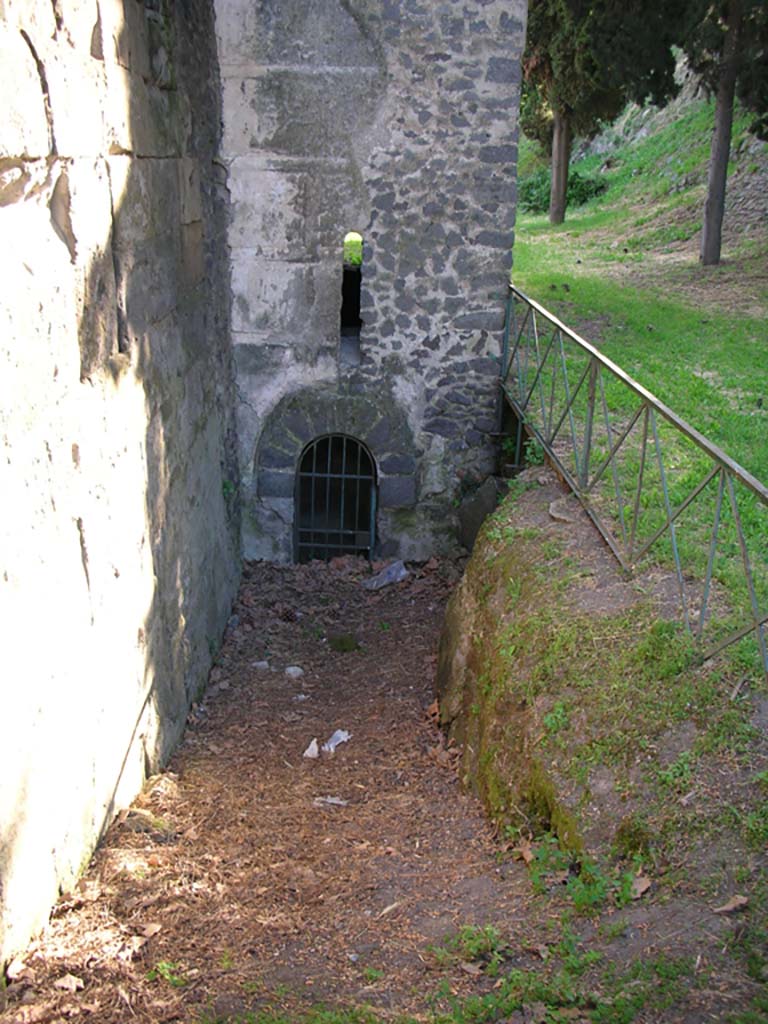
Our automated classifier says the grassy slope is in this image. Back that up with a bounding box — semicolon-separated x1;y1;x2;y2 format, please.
513;99;768;482
512;99;768;669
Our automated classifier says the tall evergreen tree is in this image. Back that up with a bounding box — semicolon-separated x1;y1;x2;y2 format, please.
522;0;686;224
682;0;768;265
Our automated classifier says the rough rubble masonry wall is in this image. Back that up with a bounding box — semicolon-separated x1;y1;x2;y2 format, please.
217;0;527;560
0;0;240;963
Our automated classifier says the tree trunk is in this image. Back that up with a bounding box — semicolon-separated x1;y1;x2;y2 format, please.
549;110;572;225
700;1;742;266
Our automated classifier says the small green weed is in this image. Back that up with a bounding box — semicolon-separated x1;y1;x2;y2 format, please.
657;751;694;792
147;960;187;987
431;924;511;977
523;436;545;466
500;434;519;461
543;700;570;734
528;835;639;914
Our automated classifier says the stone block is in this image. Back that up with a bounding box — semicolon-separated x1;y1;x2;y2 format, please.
475;229;512;249
478;144;517;164
425;417;461;439
120;0;152;80
453;311;505;332
181;221;204;287
259;469;294;499
104;62;184;157
97;0;129;67
119;235;181;330
108;156;181;247
178;158;202;225
486;57;519;84
216;0;381;69
0;26;51;158
380;453;416;475
228;162;308;257
259;445;295;469
365;416;393;449
231;260;317;335
2;0;56;37
379;475;417;509
54;0;106;56
222;69;384;161
46;44;107;157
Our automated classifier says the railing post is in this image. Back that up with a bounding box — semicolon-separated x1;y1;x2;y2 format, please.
497;287;515;433
579;358;599;491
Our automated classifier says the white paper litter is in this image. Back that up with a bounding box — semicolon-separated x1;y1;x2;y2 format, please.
303;738;319;759
322;728;352;753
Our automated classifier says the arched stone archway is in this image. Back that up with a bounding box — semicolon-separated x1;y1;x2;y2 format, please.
294;434;377;563
247;385;418;561
256;386;417;506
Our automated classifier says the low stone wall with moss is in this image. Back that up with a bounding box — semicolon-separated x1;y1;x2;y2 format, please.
435;467;747;859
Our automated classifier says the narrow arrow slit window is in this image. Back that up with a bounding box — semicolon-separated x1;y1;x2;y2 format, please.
340;231;363;366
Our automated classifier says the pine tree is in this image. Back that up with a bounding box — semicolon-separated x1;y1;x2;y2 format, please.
682;0;768;265
522;0;686;225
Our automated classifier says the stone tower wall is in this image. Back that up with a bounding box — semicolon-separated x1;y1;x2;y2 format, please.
216;0;527;560
0;0;240;964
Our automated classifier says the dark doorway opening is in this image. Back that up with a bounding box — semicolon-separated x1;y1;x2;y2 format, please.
294;435;376;563
340;231;363;366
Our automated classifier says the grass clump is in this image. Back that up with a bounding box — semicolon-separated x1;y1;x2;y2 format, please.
519;167;608;213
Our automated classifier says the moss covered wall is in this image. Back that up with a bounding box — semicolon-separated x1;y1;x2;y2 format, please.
435;468;705;857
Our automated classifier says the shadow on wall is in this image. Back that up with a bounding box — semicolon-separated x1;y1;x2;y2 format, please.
0;0;239;964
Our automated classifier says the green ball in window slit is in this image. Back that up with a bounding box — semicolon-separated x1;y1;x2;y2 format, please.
343;230;363;266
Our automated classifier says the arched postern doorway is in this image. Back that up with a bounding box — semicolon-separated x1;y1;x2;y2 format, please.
294;435;376;563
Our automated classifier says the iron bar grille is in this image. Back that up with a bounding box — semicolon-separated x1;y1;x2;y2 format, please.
501;285;768;680
295;434;376;563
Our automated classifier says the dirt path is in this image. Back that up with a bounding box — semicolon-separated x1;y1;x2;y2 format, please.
4;554;765;1024
1;558;537;1024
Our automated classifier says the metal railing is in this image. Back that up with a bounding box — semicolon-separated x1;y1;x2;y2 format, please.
500;285;768;679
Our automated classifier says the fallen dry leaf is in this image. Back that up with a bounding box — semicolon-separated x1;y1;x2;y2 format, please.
513;837;535;865
377;900;403;918
8;1006;51;1023
5;956;28;981
142;922;162;938
118;935;147;960
713;894;749;914
53;973;84;993
631;873;652;900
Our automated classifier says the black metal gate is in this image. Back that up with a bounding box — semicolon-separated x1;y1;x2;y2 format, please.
294;435;376;563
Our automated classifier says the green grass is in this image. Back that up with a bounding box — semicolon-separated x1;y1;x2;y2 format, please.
193;944;696;1024
510;96;768;675
509;268;768;482
524;98;757;225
